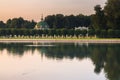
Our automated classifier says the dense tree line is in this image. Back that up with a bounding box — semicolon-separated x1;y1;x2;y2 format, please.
0;29;119;38
45;14;91;29
0;17;36;29
0;14;91;29
0;29;87;38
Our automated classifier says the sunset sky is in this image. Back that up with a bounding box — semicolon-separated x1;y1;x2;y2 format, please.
0;0;106;22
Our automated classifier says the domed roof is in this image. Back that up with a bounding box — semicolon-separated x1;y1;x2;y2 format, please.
36;21;48;28
34;15;49;30
35;21;49;30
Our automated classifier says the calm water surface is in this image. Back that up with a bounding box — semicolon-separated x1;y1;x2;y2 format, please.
0;42;119;80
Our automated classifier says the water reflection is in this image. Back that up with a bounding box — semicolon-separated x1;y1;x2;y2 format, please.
0;42;120;80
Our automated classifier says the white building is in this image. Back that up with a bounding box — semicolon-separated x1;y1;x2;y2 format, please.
75;26;89;30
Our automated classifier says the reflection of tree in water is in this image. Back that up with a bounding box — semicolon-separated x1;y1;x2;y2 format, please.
0;43;89;59
39;43;89;60
89;44;120;80
0;43;36;57
0;43;119;80
89;44;107;73
104;44;120;80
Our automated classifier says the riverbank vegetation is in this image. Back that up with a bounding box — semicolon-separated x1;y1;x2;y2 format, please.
0;29;119;38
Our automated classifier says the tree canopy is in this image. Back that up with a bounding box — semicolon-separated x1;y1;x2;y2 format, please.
92;5;107;30
45;14;91;29
91;0;120;32
4;17;36;29
104;0;120;29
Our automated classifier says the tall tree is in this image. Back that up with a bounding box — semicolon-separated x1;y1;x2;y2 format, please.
104;0;120;29
55;14;65;28
6;19;12;28
45;15;56;28
92;5;107;30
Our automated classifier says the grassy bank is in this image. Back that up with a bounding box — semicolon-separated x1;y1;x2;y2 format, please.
0;37;120;43
0;37;120;40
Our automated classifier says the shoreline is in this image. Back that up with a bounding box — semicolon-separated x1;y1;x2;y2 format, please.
0;39;120;43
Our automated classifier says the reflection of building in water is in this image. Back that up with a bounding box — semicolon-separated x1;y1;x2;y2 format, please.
33;41;38;45
74;42;89;47
33;48;46;61
34;15;49;30
32;42;51;46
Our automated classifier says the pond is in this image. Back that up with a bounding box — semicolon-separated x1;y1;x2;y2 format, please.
0;42;119;80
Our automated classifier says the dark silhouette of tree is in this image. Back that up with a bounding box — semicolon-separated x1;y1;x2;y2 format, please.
0;21;6;28
104;0;120;29
6;17;36;29
92;5;107;30
45;14;91;29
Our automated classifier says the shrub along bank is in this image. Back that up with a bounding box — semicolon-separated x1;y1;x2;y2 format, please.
0;29;120;38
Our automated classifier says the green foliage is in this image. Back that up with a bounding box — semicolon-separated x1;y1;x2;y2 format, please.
5;17;36;29
91;0;120;38
74;30;82;38
100;30;107;38
37;30;43;36
114;30;120;38
81;29;87;37
43;29;48;36
56;29;62;36
88;29;95;37
104;0;120;29
108;29;115;38
61;29;68;37
0;29;88;38
95;29;101;38
92;0;120;30
67;29;74;37
48;29;56;37
92;5;107;30
45;14;91;29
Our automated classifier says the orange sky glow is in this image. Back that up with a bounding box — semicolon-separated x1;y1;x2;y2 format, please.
0;0;106;22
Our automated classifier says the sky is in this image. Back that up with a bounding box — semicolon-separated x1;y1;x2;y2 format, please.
0;0;106;22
